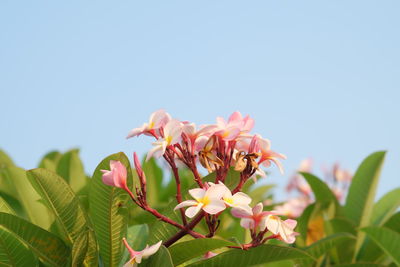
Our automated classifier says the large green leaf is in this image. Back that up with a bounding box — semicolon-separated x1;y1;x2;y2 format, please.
332;264;384;267
0;166;53;229
361;227;400;266
0;212;69;266
140;245;174;267
344;151;386;259
26;168;98;266
56;149;88;194
89;152;132;267
306;232;355;259
169;238;233;266
186;245;314;267
370;188;400;226
120;224;149;265
301;172;339;208
0;226;38;266
26;168;89;244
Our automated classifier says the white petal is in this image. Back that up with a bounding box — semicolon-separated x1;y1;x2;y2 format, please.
265;215;281;234
240;218;255;229
186;204;203;218
252;203;264;215
141;241;162;258
164;119;183;139
189;188;206;201
126;124;147;138
146;141;166;161
174;200;197;210
203;199;226;214
231;206;252;218
183;123;196;135
206;184;227;200
232;192;252;206
123;258;137;267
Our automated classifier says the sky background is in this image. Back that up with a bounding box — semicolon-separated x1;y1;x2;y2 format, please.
1;1;399;200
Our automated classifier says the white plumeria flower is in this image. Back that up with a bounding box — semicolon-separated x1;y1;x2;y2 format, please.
127;109;171;138
174;184;226;218
122;238;162;267
231;202;273;231
264;215;299;244
146;119;183;161
210;182;252;210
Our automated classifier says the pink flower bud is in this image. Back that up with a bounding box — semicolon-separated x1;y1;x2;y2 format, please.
101;160;128;190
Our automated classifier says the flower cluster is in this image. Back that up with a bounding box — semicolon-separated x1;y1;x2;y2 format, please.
274;159;353;218
100;110;296;264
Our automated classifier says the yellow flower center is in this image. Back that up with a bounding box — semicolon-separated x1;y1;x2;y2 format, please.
166;135;173;145
225;197;233;204
149;121;155;129
199;196;210;206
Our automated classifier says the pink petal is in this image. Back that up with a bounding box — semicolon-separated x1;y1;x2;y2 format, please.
252;203;264;215
231;206;252;218
240;218;255;229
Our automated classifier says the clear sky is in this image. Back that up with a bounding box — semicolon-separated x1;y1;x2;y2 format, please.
1;1;399;200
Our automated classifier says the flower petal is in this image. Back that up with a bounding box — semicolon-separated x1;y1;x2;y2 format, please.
206;184;227;200
231;206;252;218
186;204;203;218
203;199;226;214
240;218;255;229
252;203;264;215
141;241;162;259
189;188;206;201
232;192;252;206
174;200;197;210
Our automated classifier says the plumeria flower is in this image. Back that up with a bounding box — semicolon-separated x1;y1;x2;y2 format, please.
227;111;255;133
127;109;171;138
122;238;162;267
251;134;287;174
146;119;183;161
264;215;299;244
231;202;275;231
101;160;128;191
211;182;252;210
182;123;217;153
174;184;226;218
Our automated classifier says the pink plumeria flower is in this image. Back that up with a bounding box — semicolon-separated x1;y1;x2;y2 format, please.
127;109;171;138
231;202;276;231
101;160;128;191
227;111;255;133
214;112;245;141
146;119;183;161
264;215;299;244
122;238;162;267
211;182;252;210
174;184;226;218
274;196;310;218
251;134;286;174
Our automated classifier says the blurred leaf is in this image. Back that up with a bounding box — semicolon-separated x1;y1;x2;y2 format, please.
140;245;173;267
56;149;88;193
0;166;53;229
0;212;69;266
142;157;163;205
332;264;384;267
186;245;314;267
38;151;62;172
0;195;16;215
0;150;14;167
383;212;400;233
301;172;339;209
361;227;400;266
89;152;132;267
344;151;386;259
328;217;356;262
248;185;275;204
296;203;316;246
370;188;400;226
169;238;233;266
0;226;38;266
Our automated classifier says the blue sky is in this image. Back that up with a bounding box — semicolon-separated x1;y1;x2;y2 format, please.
1;1;399;199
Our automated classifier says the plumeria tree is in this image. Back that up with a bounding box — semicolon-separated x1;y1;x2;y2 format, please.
0;111;399;266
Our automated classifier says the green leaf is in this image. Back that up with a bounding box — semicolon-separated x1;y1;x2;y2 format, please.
344;151;386;259
370;188;400;226
301;172;339;208
0;195;16;215
0;212;69;266
140;245;174;267
383;212;400;233
306;232;355;259
71;230;90;266
186;245;314;267
0;150;14;167
0;166;53;229
0;226;38;267
89;152;132;267
142;157;163;205
38;151;62;172
169;238;233;266
56;149;88;193
332;264;384;267
26;168;89;244
361;226;400;266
